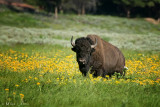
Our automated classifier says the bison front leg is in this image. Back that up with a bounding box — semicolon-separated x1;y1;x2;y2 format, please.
79;65;90;76
92;69;103;77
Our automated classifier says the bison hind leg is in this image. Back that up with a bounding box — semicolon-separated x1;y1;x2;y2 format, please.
105;70;124;78
82;72;87;76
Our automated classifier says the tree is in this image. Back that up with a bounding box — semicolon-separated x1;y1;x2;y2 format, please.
23;0;37;5
61;0;97;15
23;0;62;18
113;0;160;18
145;0;160;19
75;0;97;15
51;0;62;19
113;0;146;18
22;0;160;19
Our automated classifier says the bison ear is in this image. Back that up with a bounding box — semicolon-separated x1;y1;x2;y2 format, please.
86;37;97;49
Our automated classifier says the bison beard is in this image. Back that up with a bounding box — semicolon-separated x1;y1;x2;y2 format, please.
71;35;125;77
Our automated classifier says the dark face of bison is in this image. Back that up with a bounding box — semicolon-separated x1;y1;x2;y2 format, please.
71;36;97;75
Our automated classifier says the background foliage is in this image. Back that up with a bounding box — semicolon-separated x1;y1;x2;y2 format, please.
2;0;160;18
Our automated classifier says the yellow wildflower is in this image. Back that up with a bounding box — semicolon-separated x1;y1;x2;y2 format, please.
20;94;24;99
15;84;19;87
37;82;40;86
115;81;120;84
13;92;16;95
34;77;38;80
5;89;9;91
106;75;109;78
29;76;32;79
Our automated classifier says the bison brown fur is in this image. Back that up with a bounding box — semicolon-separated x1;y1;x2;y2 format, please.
71;35;125;77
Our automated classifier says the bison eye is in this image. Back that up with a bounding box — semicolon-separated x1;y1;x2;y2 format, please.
91;48;95;53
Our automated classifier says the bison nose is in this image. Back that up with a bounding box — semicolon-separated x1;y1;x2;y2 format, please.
79;58;86;64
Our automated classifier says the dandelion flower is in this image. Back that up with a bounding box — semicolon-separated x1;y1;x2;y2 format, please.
106;75;109;78
5;89;9;91
29;76;32;79
39;75;43;77
20;94;24;99
37;82;40;86
13;92;16;95
115;81;120;84
34;77;38;80
15;84;19;87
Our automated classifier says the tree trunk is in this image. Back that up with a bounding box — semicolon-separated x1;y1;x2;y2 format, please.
127;9;130;18
54;6;58;19
78;9;81;16
158;10;160;23
81;5;85;15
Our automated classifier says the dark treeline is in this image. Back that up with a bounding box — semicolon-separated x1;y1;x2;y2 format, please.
3;0;160;19
97;0;160;19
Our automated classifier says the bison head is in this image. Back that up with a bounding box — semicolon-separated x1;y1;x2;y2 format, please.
71;36;97;75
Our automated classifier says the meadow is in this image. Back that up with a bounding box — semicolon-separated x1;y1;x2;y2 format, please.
0;11;160;107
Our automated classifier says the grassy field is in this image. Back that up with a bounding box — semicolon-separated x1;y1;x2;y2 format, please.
0;11;160;106
0;11;160;51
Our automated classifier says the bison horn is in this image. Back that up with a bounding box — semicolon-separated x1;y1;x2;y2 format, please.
71;36;75;47
91;38;97;48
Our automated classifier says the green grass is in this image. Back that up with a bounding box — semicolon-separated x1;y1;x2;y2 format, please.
0;44;160;107
0;11;160;34
0;11;49;28
0;12;160;51
1;72;160;107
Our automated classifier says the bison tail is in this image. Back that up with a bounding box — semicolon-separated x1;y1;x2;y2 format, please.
124;66;128;70
122;66;128;76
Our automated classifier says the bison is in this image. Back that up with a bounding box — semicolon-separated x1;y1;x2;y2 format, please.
71;34;125;77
